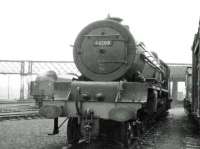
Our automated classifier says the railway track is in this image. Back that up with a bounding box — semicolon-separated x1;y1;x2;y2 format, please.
0;100;37;112
155;134;200;149
183;136;200;149
134;109;200;149
0;100;41;120
0;110;40;120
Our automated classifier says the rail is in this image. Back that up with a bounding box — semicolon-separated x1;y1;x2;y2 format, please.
0;110;39;119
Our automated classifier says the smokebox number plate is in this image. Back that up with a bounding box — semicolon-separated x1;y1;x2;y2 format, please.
94;40;112;46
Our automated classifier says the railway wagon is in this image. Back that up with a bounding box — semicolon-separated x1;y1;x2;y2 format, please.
31;16;172;148
189;21;200;124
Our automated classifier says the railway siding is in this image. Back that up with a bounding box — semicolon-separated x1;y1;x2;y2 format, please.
0;101;39;120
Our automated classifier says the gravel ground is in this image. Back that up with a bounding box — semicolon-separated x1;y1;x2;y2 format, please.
0;118;67;149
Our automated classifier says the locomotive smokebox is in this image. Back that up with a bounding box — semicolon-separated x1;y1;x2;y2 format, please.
73;18;137;81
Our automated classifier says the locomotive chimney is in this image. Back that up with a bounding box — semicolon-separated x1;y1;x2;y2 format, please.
106;14;123;23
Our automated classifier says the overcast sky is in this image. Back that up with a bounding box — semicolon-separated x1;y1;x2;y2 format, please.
0;0;199;63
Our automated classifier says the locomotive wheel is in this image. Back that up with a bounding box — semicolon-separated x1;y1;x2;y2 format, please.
123;121;144;149
67;117;80;145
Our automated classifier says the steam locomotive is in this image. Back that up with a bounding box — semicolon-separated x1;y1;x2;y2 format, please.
31;17;171;148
